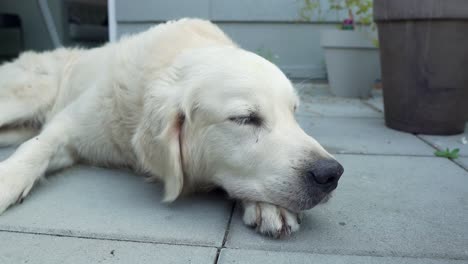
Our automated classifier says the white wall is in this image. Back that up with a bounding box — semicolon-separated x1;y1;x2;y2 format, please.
114;0;345;79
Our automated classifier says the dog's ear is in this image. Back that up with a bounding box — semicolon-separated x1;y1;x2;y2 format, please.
132;107;185;202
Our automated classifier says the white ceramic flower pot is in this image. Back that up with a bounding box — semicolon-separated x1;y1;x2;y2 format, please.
321;29;380;98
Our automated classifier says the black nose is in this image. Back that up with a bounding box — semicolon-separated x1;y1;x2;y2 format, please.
307;159;344;188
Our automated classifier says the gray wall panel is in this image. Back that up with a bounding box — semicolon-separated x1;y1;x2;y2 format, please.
218;23;331;78
116;0;210;22
114;0;346;78
211;0;307;21
116;0;342;22
117;22;336;79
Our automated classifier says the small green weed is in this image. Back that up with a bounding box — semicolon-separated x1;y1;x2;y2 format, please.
434;148;460;159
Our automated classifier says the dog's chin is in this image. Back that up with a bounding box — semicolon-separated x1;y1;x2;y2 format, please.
274;191;331;213
237;186;336;213
286;190;335;212
319;191;334;204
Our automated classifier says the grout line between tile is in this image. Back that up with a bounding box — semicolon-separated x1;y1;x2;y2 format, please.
220;247;468;261
2;217;467;261
332;152;435;158
331;147;467;162
359;99;384;115
353;99;467;172
361;99;384;114
453;158;468;172
295;113;383;119
214;201;236;264
0;201;239;264
0;229;218;249
416;135;468;173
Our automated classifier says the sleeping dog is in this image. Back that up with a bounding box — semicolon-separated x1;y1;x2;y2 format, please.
0;18;343;237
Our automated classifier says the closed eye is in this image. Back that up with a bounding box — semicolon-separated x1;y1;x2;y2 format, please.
228;112;263;126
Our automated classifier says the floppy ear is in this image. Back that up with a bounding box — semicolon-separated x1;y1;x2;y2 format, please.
132;106;185;202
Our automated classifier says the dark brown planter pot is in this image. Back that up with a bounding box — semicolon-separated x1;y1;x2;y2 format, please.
374;0;468;135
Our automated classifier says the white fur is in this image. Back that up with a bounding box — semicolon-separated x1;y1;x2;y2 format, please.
0;19;333;237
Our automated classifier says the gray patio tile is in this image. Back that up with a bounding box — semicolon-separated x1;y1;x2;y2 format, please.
0;163;232;247
0;231;217;264
296;116;435;155
419;125;468;157
456;158;468;170
218;249;467;264
226;155;468;259
297;96;382;118
365;96;384;112
295;82;332;97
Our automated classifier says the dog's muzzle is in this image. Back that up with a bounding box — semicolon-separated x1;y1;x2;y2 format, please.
289;159;344;211
306;159;344;193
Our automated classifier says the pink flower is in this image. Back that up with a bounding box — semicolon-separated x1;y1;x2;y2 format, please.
343;19;354;25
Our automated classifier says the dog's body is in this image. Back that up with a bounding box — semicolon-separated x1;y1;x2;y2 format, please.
0;19;343;237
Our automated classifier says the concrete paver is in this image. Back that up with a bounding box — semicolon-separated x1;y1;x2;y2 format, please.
226;155;468;260
419;126;468;157
218;249;467;264
0;164;232;247
1;83;467;263
456;158;468;171
365;96;384;112
296;116;435;155
0;231;217;264
295;82;332;97
297;96;382;118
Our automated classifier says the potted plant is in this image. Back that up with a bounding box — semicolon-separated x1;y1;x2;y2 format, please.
374;0;468;135
302;0;380;98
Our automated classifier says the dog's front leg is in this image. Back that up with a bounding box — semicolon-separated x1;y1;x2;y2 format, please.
242;201;303;238
0;114;76;214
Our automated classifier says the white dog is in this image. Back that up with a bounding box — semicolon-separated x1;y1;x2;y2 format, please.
0;19;343;237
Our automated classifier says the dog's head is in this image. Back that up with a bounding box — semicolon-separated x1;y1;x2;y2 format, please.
134;46;343;212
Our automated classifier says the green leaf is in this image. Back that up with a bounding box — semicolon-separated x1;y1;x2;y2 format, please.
449;149;460;159
435;150;449;157
434;148;459;159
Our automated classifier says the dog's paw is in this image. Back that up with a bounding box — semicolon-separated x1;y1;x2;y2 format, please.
0;163;35;214
242;201;302;238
